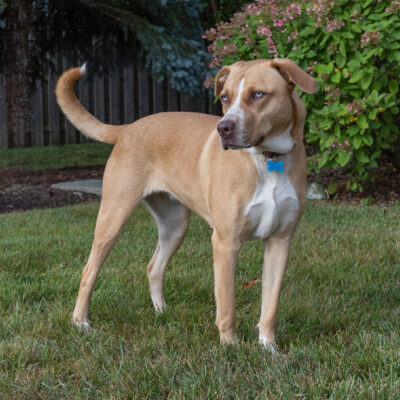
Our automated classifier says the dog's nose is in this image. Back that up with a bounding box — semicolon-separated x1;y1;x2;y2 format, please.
217;120;235;139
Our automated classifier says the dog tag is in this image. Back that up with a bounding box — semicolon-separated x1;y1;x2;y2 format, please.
267;160;284;173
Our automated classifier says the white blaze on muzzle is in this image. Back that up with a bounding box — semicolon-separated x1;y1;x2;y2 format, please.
222;78;245;129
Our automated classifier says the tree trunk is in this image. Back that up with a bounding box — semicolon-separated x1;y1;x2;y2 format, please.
210;0;218;16
3;0;31;148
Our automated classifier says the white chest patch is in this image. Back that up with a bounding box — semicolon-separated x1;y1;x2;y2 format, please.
260;123;295;154
244;150;299;240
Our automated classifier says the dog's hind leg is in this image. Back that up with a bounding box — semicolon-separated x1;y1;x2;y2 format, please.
72;162;145;329
144;193;190;312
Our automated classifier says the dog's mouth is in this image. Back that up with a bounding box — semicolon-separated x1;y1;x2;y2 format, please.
253;135;266;147
220;135;262;151
222;143;252;150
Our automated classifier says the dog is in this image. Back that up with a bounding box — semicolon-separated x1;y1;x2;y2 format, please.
56;59;316;352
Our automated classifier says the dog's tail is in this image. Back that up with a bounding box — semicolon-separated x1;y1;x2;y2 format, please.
55;64;119;144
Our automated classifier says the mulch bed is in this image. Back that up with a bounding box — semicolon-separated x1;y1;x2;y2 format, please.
0;166;104;214
0;161;398;214
308;160;400;207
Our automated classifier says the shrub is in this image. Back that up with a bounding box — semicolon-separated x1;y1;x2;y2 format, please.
204;0;400;191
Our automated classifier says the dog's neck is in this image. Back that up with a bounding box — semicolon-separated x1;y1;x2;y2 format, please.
250;123;295;160
261;150;289;160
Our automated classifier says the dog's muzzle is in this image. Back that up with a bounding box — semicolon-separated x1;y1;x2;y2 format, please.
217;119;251;150
217;120;235;139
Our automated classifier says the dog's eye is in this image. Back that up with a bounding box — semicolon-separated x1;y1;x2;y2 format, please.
221;95;228;102
253;92;264;99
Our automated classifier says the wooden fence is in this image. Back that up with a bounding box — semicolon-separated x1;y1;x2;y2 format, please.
0;56;221;149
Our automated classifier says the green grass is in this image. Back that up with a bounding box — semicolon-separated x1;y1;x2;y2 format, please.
0;202;399;399
0;143;112;170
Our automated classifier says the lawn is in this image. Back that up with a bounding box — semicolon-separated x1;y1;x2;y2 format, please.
0;143;112;170
0;200;399;399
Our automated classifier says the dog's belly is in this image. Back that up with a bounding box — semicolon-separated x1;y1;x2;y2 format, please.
245;158;299;240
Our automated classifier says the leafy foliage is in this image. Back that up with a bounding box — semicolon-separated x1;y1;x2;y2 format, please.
205;0;400;190
29;0;210;94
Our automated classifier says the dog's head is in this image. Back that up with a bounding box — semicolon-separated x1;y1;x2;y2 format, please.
214;59;317;151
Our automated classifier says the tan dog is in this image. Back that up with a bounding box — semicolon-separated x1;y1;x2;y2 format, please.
56;59;316;352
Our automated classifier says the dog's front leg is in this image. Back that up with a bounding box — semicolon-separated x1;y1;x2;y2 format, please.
211;230;240;344
258;236;291;353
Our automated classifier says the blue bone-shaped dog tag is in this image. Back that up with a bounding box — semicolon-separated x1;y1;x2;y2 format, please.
267;160;284;173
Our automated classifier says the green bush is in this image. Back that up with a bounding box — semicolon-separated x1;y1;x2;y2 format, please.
204;0;400;191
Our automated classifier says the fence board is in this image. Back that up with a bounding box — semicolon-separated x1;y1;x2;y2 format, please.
167;85;179;112
48;67;61;145
109;69;121;125
31;79;44;146
0;74;8;149
124;64;135;124
138;65;150;118
153;79;164;114
180;93;197;112
209;97;222;116
194;97;206;114
93;73;105;124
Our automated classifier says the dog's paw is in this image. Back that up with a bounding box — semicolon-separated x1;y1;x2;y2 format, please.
220;337;238;346
151;295;167;313
259;336;279;355
219;331;238;345
72;319;91;332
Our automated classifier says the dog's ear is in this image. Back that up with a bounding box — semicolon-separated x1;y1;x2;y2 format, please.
214;66;231;97
270;58;317;94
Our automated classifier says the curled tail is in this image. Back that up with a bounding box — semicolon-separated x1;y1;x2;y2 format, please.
55;65;119;144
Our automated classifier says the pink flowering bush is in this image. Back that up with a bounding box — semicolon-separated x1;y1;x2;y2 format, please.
204;0;400;191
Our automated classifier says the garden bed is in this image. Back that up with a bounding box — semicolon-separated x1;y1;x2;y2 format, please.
0;160;399;214
0;166;104;213
308;158;400;206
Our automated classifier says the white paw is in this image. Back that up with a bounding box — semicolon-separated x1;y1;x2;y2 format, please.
151;295;167;313
72;319;91;331
259;336;279;355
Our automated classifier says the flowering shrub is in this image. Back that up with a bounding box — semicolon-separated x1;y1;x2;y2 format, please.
204;0;400;191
